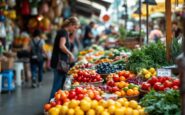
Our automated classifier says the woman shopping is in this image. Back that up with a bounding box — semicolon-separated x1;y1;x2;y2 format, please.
50;17;79;99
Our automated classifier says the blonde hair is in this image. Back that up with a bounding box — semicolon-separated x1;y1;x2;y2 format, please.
62;17;79;28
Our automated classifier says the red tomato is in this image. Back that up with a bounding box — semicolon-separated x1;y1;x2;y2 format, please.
141;82;151;91
56;100;62;105
173;79;180;87
158;77;166;83
77;94;84;100
158;84;165;91
153;82;161;91
148;76;158;86
75;87;83;94
50;101;56;107
113;76;120;82
68;91;76;99
94;95;102;101
44;104;51;111
164;80;173;88
172;85;179;90
123;71;130;78
112;86;119;92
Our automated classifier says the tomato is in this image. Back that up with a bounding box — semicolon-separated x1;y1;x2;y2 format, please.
153;82;161;91
50;101;56;107
154;82;164;91
94;95;102;101
107;81;115;87
113;76;120;82
56;100;62;105
148;76;158;86
68;91;76;99
172;85;179;90
123;71;130;78
75;87;83;94
141;82;151;91
164;80;173;88
77;94;84;100
54;93;61;101
172;79;180;87
44;104;51;111
158;77;166;83
112;86;119;92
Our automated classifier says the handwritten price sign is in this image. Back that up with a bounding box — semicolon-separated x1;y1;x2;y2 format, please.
157;69;172;77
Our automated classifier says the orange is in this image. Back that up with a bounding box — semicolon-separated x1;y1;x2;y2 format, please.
120;76;126;81
118;81;125;88
128;100;138;109
44;104;51;111
120;90;126;96
125;107;133;115
60;106;69;115
133;89;139;95
48;107;60;115
115;91;122;97
80;100;91;111
127;89;134;96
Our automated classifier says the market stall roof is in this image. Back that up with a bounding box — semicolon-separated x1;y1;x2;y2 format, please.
92;0;111;9
70;0;102;17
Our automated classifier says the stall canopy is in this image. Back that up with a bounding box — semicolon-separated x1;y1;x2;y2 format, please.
69;0;111;18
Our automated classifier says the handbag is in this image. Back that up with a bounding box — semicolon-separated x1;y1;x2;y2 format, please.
57;55;70;73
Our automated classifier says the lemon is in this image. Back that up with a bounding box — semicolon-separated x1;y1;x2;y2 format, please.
149;68;155;73
67;108;75;115
107;99;115;106
87;109;96;115
142;69;148;75
101;111;110;115
123;101;129;107
115;107;125;115
48;107;60;115
99;100;108;108
96;106;104;114
60;106;68;115
69;100;79;108
129;100;138;109
125;107;133;115
108;105;116;114
91;100;99;109
80;100;91;112
115;102;122;108
138;108;146;115
133;110;139;115
145;73;151;79
75;108;84;115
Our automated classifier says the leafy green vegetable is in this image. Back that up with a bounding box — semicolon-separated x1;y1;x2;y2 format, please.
140;89;181;115
171;38;182;63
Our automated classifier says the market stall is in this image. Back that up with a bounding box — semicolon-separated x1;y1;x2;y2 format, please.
43;40;181;115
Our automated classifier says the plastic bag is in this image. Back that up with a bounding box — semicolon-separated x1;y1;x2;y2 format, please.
63;75;73;90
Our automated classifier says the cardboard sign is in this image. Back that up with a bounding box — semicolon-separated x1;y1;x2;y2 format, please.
157;69;172;77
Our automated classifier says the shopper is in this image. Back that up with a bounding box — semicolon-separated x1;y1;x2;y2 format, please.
149;25;163;43
82;21;95;48
50;17;79;99
30;29;46;88
172;21;182;39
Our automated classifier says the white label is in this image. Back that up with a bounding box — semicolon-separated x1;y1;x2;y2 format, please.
157;69;171;77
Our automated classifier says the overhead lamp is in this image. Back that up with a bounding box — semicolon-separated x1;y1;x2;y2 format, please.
143;0;157;5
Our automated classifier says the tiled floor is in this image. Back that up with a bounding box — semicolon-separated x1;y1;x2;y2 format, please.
0;71;53;115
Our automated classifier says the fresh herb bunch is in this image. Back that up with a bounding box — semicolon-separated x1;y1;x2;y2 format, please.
140;89;181;115
171;38;182;63
143;42;169;66
126;49;155;73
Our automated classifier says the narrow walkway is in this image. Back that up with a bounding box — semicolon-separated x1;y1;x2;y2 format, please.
0;71;53;115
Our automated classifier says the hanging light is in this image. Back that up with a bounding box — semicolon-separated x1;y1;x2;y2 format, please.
143;0;157;5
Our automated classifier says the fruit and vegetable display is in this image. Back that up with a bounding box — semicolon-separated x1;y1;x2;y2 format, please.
96;63;125;74
46;97;146;115
72;70;103;84
44;39;182;115
141;76;179;91
138;68;156;80
140;89;180;115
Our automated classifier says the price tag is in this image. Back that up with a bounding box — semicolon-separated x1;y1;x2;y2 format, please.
157;69;171;77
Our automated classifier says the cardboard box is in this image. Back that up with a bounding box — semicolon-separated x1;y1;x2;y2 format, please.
1;57;14;70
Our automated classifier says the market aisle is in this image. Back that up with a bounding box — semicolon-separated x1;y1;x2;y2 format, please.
0;71;53;115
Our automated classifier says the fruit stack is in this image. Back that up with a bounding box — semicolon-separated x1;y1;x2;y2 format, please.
139;68;156;80
141;76;179;92
45;97;146;115
72;70;103;85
